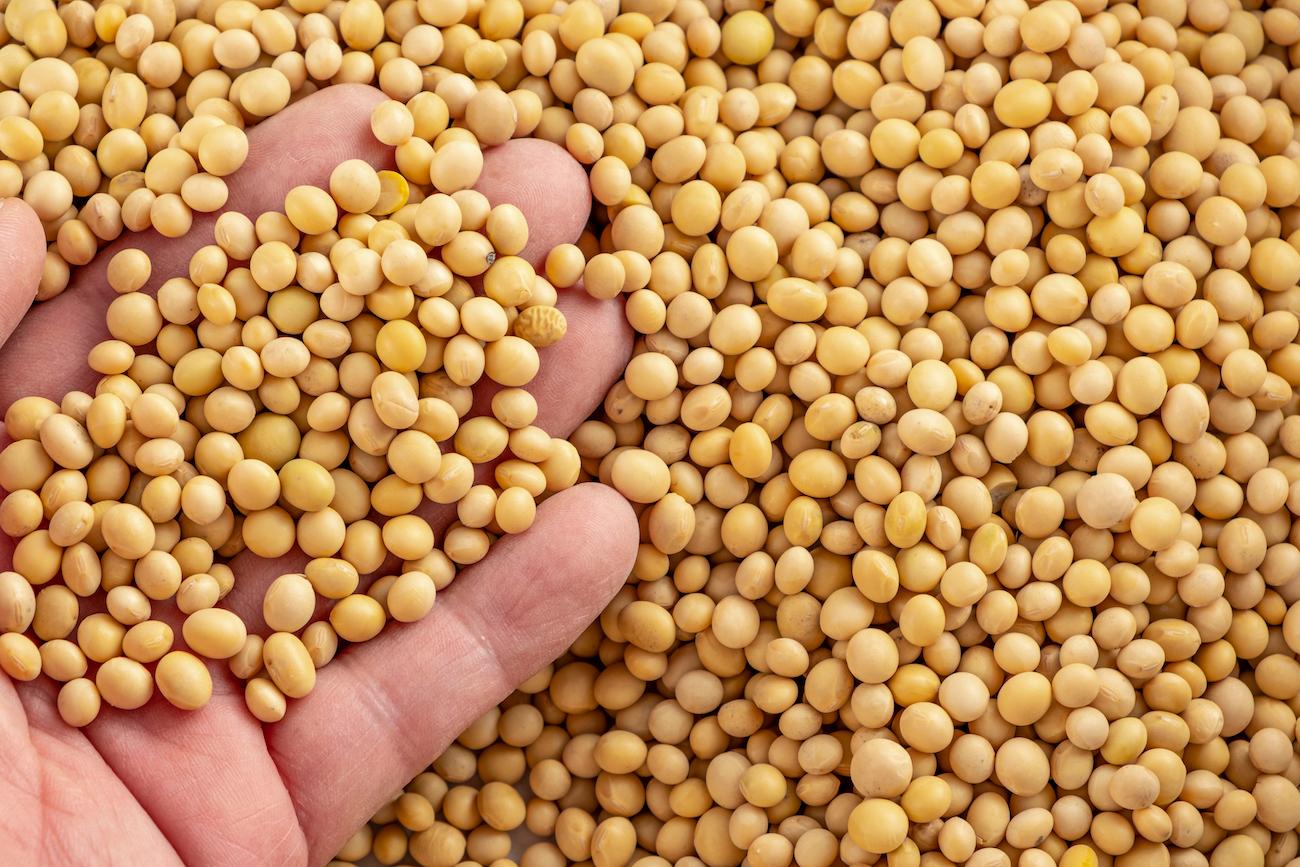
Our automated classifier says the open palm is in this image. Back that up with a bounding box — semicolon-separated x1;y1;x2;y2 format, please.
0;84;637;866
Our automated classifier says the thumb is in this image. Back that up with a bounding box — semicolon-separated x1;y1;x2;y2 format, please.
267;483;639;863
0;198;44;349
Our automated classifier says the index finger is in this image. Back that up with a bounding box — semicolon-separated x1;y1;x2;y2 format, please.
0;198;46;351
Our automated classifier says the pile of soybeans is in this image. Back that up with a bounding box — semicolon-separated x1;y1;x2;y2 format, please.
1;0;1300;865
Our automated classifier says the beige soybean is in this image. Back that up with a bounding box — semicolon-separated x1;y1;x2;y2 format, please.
95;656;154;710
182;608;248;660
263;573;316;633
263;631;317;698
155;651;214;710
57;678;102;727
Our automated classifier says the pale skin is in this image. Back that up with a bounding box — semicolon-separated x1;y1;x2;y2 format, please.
0;84;639;866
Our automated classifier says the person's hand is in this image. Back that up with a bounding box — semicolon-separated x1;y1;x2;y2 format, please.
0;83;638;865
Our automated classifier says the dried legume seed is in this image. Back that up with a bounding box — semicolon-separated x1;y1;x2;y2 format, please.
154;650;214;711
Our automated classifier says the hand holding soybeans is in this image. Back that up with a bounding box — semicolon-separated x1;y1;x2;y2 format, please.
0;84;639;865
